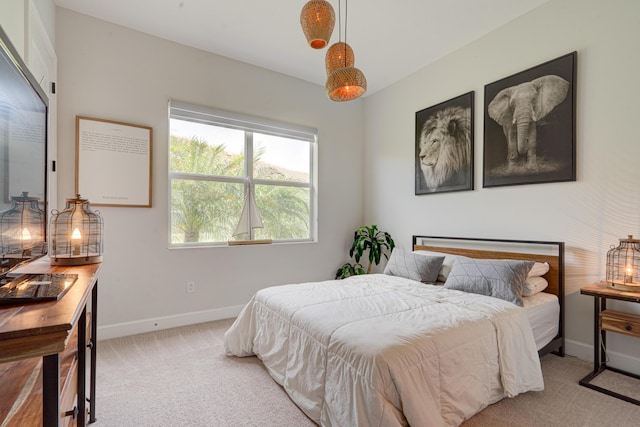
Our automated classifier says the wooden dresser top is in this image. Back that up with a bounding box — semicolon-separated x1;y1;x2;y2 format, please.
0;257;101;363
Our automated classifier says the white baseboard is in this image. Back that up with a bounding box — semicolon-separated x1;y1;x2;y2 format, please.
565;339;640;376
97;305;244;340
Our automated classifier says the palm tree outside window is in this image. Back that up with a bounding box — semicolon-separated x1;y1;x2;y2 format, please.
168;100;316;247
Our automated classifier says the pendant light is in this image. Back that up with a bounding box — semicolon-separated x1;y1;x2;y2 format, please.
326;66;367;101
325;0;366;102
325;41;354;76
300;0;335;49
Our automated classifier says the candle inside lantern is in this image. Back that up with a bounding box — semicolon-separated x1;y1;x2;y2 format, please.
21;228;31;241
625;265;634;283
21;227;33;255
71;227;82;256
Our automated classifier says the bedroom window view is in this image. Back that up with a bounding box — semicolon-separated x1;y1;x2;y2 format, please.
168;101;316;246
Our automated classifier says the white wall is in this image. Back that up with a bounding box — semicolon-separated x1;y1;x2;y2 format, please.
32;0;55;43
0;0;55;67
55;8;365;338
364;0;640;373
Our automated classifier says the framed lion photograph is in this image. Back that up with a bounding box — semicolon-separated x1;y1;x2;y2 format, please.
415;91;474;195
483;52;576;188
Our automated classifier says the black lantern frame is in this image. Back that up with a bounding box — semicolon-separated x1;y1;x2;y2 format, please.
606;235;640;292
49;194;103;265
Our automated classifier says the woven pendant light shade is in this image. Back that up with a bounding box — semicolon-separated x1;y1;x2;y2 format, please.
325;42;354;76
300;0;335;49
326;66;367;102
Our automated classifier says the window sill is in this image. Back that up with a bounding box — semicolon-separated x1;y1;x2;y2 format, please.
168;238;315;249
226;239;273;246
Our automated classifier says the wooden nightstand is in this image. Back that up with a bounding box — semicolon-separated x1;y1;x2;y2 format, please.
579;282;640;405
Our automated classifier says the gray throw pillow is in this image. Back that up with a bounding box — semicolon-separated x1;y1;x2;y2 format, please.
383;248;445;283
444;257;534;306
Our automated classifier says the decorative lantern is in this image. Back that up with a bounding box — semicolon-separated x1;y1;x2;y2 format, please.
49;194;103;266
0;192;45;257
606;235;640;292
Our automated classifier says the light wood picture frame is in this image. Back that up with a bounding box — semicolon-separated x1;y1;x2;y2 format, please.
75;116;152;207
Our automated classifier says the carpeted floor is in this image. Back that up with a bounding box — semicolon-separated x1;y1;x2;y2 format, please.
93;318;640;427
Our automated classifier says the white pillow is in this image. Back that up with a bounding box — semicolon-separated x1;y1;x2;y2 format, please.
528;262;550;277
413;250;462;282
522;276;549;296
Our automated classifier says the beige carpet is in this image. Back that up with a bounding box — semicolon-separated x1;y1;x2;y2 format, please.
93;318;640;427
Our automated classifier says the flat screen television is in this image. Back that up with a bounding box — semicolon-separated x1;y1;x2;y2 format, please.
0;25;48;277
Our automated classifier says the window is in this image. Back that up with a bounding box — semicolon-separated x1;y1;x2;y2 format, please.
169;101;316;247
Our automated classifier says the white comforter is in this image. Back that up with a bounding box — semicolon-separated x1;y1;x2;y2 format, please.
224;274;543;427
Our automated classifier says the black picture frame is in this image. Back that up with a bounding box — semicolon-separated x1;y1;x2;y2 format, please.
415;91;474;195
483;52;576;188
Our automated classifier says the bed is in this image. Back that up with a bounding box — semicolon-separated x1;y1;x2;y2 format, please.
224;236;565;426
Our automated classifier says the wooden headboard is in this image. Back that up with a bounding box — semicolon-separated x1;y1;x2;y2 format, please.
412;235;565;357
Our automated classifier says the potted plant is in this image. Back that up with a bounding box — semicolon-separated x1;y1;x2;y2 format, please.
335;225;395;279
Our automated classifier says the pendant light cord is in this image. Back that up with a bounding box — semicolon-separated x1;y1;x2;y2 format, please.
338;0;342;42
344;0;348;47
343;0;348;67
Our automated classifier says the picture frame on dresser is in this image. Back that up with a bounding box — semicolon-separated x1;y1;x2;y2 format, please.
483;52;576;188
415;91;474;195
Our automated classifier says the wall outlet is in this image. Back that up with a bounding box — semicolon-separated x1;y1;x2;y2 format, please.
186;281;196;293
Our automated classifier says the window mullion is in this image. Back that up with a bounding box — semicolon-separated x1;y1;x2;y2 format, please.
245;131;254;240
170;172;245;184
252;178;311;188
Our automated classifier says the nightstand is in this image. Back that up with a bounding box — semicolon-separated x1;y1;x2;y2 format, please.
579;282;640;405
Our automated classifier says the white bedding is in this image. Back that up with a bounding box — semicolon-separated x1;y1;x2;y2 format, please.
523;292;560;351
224;274;544;427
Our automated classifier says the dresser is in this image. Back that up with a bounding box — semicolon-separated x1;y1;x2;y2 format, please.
0;257;101;426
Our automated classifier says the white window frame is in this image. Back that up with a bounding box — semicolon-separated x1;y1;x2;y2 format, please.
168;100;318;247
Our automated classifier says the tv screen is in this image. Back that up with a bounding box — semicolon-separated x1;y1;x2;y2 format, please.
0;25;48;273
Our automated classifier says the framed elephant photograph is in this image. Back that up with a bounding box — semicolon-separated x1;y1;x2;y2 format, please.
483;51;576;188
415;91;474;195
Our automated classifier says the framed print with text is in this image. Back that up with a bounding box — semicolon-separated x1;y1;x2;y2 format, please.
76;116;152;207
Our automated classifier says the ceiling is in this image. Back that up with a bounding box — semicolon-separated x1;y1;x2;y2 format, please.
54;0;550;97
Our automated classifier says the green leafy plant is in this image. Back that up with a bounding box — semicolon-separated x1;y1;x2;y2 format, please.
335;225;395;279
335;262;366;279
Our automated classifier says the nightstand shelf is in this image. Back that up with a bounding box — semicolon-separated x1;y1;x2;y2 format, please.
579;282;640;405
